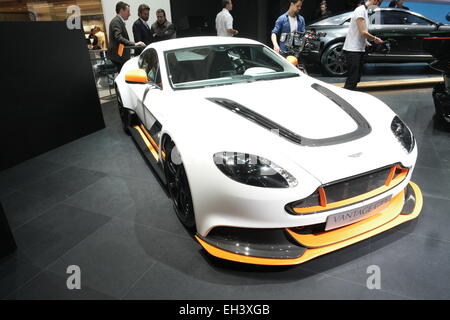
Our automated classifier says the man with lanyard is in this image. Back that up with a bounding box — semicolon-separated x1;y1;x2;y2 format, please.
343;0;383;90
271;0;306;56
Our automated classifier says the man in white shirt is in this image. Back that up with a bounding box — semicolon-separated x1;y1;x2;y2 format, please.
343;0;383;90
216;0;238;37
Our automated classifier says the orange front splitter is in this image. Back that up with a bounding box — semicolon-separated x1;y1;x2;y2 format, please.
195;182;423;266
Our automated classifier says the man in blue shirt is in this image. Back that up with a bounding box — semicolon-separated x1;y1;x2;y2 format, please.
271;0;306;54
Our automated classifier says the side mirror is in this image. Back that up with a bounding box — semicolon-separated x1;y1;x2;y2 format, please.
286;55;298;67
125;69;148;84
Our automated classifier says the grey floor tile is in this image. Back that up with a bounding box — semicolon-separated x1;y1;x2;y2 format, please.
101;101;121;128
63;174;189;237
1;191;59;230
411;167;450;200
0;255;42;299
432;139;450;170
367;231;450;299
7;270;115;300
415;145;443;169
0;158;65;190
18;166;106;202
115;178;190;239
0;187;15;199
123;261;406;300
64;176;138;218
37;126;129;167
73;139;154;181
295;240;374;285
397;196;450;243
47;218;160;299
14;204;111;268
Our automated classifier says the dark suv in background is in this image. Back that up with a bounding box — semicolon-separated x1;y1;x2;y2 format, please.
303;8;450;76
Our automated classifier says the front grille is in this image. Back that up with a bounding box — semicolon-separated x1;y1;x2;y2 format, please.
286;164;408;215
324;167;391;203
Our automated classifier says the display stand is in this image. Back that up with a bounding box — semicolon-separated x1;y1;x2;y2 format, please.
0;201;16;259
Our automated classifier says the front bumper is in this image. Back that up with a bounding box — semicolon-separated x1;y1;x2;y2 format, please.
195;182;422;266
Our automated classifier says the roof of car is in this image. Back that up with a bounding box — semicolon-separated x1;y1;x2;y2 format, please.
149;36;262;52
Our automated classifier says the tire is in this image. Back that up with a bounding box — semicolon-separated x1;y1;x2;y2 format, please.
162;138;196;229
116;89;130;135
321;42;348;77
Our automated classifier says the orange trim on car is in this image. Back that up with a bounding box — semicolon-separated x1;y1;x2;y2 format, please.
293;169;408;215
287;190;404;248
139;125;166;161
195;182;422;266
318;187;327;207
385;166;397;186
133;126;159;161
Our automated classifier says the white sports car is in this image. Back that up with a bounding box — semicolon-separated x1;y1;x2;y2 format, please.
115;37;423;266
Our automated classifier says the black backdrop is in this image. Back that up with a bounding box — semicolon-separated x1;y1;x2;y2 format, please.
0;21;105;171
0;201;16;259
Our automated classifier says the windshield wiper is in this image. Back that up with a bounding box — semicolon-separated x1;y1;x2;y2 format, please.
254;72;299;82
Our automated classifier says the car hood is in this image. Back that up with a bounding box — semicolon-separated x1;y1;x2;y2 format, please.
161;76;409;184
181;76;359;140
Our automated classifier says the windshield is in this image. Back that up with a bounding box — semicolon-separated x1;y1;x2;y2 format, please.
310;12;352;26
165;44;299;90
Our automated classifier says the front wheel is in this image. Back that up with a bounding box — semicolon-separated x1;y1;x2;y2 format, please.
321;42;348;77
162;138;196;229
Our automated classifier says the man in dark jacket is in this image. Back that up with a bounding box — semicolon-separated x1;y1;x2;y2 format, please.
107;1;145;72
151;9;176;42
132;4;154;55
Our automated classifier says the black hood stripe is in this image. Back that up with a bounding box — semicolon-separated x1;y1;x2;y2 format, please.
206;97;303;145
207;84;371;147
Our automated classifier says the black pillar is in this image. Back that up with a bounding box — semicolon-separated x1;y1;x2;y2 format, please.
0;201;17;259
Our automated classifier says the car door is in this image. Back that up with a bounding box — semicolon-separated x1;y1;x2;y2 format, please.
137;48;164;150
369;9;436;59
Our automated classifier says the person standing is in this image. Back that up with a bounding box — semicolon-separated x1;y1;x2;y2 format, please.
315;1;332;21
151;9;176;42
343;0;383;90
215;0;239;37
87;28;100;50
133;4;154;55
93;26;107;50
271;0;306;55
107;1;145;72
396;0;409;10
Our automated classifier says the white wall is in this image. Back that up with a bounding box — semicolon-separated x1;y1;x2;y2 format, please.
101;0;172;43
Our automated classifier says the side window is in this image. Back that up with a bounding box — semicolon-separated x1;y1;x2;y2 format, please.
138;49;162;88
380;11;433;25
370;12;381;24
404;13;433;25
380;11;405;24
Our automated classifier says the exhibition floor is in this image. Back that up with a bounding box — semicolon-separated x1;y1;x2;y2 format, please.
1;87;449;300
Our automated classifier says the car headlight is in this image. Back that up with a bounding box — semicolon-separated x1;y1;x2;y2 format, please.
213;152;298;188
391;116;415;153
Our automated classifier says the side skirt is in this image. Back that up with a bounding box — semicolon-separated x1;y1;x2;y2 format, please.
128;120;168;194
